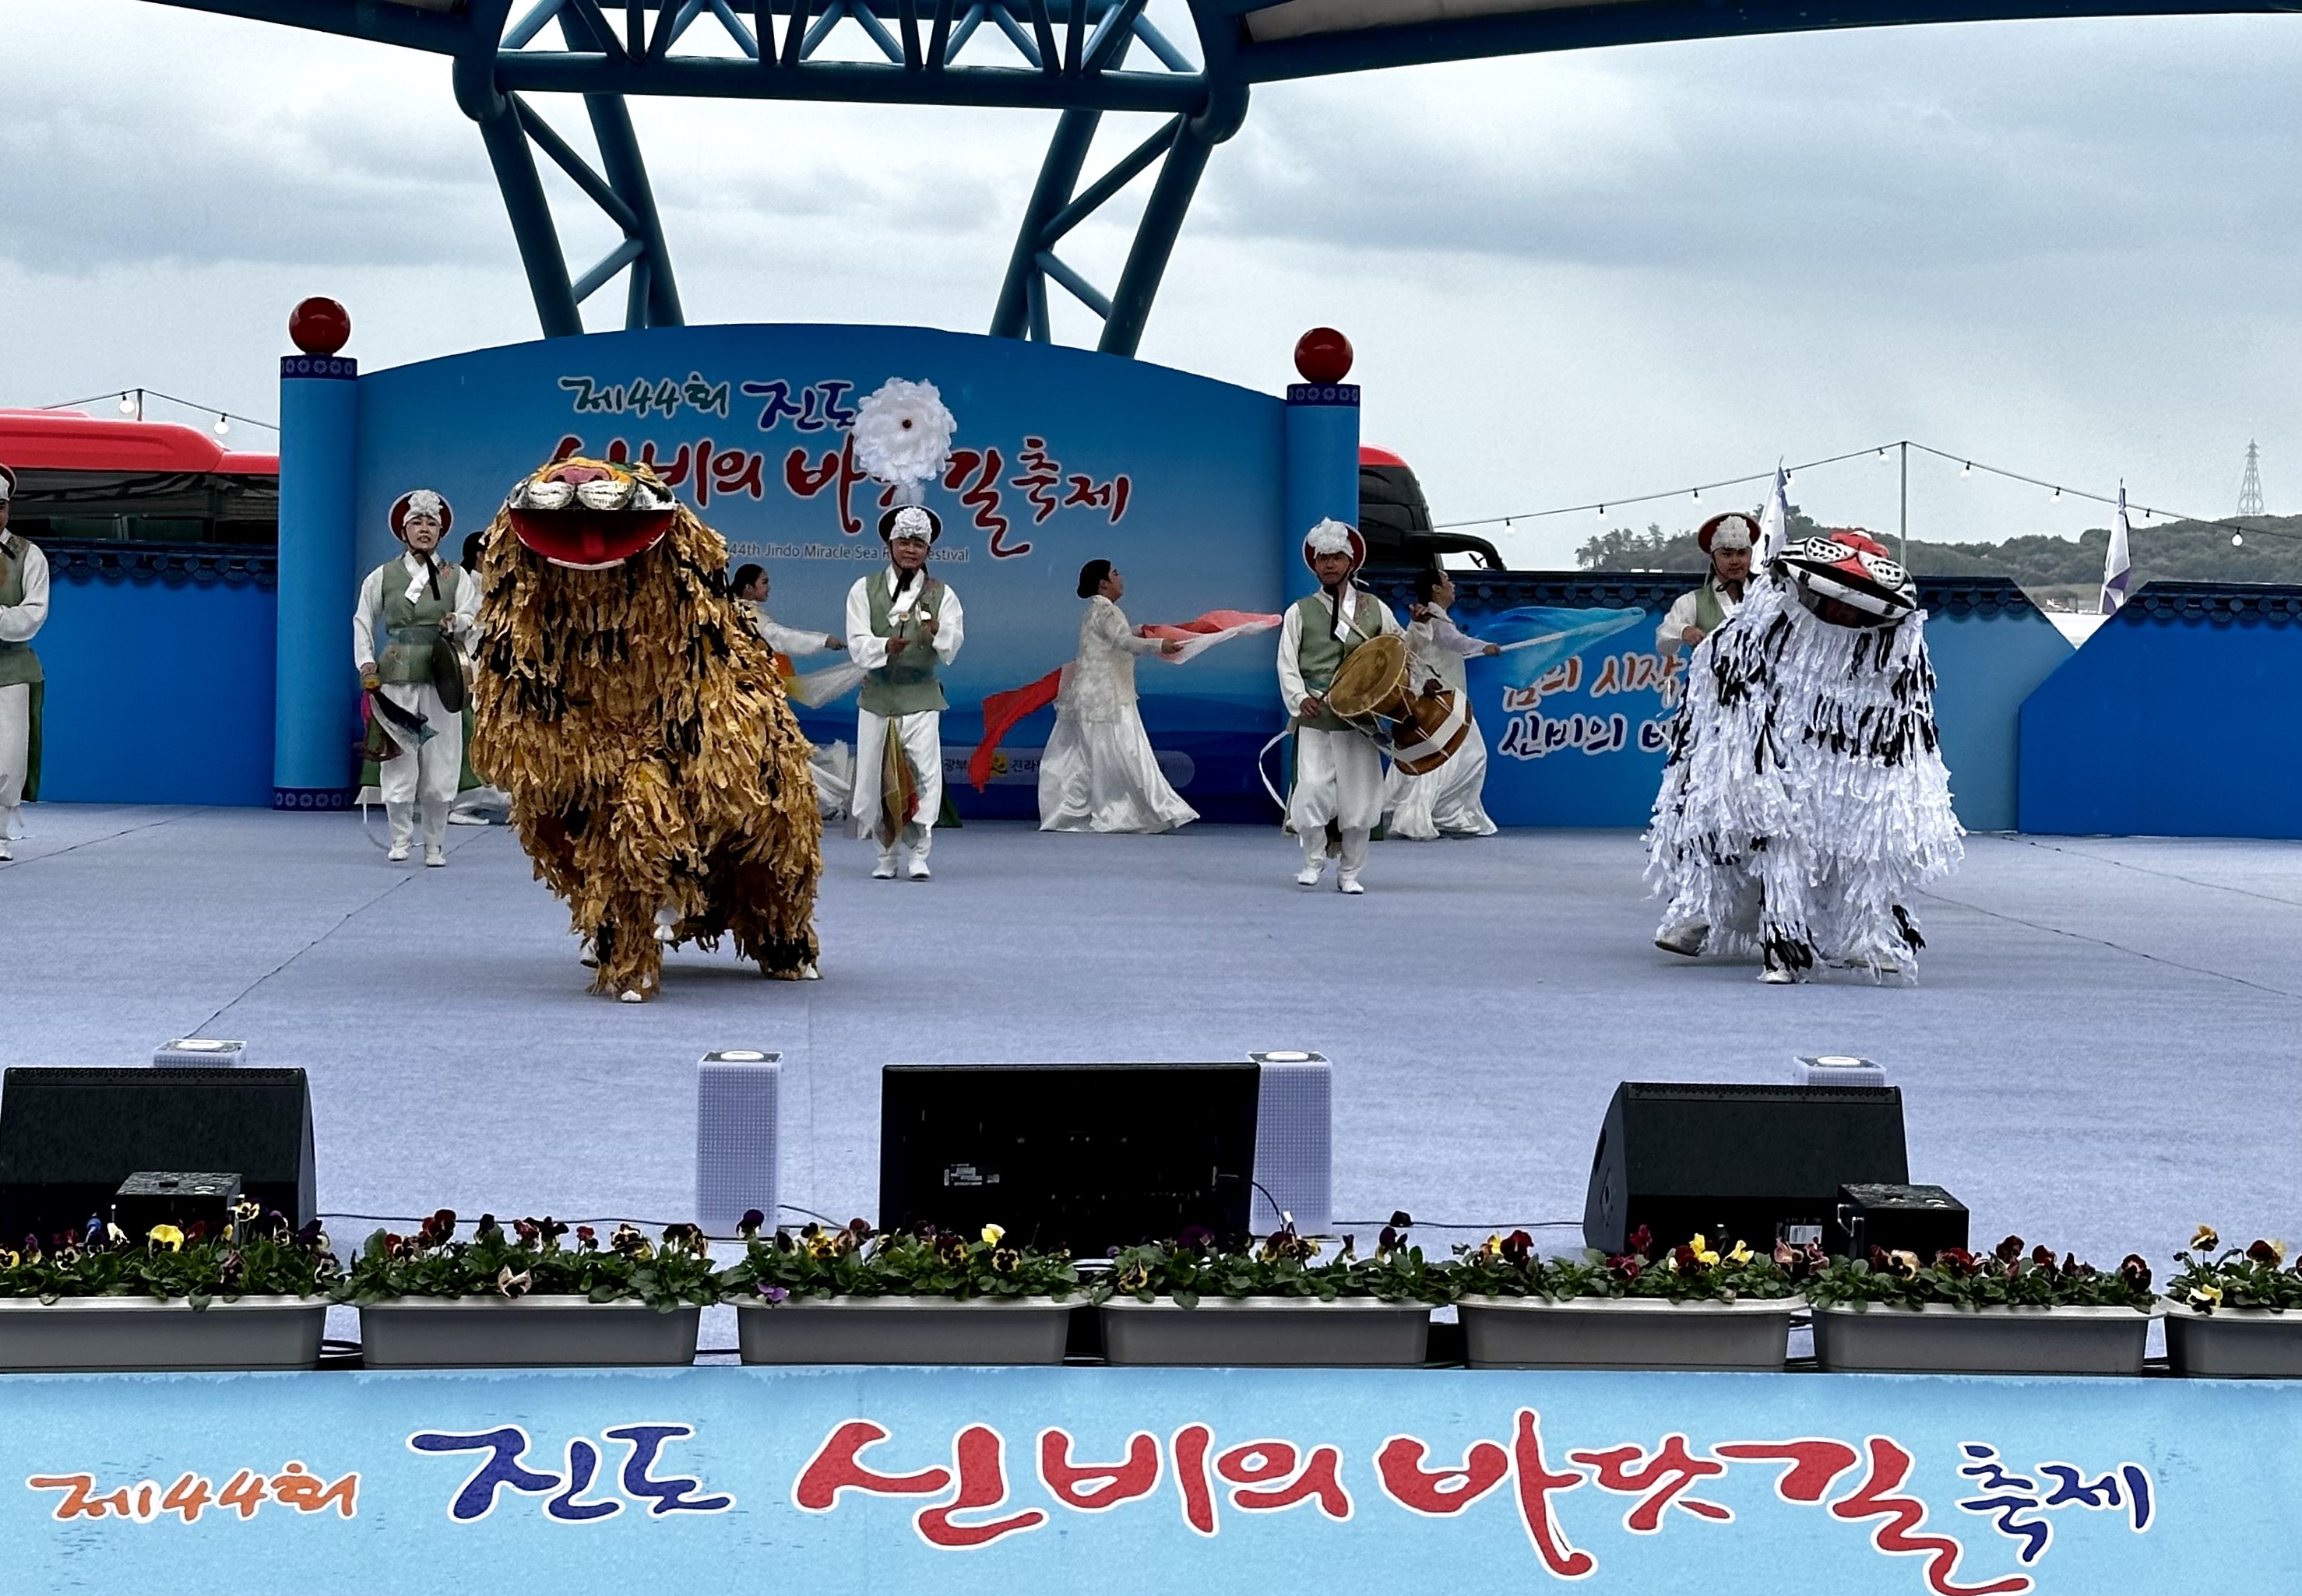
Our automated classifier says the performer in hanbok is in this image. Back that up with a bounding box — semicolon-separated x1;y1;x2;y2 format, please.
1278;519;1403;894
1646;529;1962;983
1038;559;1191;833
845;506;963;880
0;464;48;863
1656;511;1755;655
353;490;479;866
1385;566;1501;840
734;562;867;820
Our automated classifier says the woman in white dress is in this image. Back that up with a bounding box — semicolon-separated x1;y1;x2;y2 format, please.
1038;560;1195;833
1385;567;1501;839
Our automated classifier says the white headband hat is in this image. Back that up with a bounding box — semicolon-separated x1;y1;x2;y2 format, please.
1304;519;1357;557
402;489;445;523
1705;515;1754;552
889;505;935;542
0;464;14;503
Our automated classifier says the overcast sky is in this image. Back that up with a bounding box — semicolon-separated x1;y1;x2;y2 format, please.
3;0;2296;564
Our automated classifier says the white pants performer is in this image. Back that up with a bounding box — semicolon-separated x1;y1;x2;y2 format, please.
1289;726;1385;884
851;708;942;868
378;681;463;852
1385;715;1498;839
0;683;28;838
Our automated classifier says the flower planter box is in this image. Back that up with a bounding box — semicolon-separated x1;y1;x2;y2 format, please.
1100;1298;1430;1366
1459;1295;1800;1370
358;1296;701;1369
2164;1303;2302;1379
737;1296;1074;1365
0;1295;326;1373
1812;1303;2152;1375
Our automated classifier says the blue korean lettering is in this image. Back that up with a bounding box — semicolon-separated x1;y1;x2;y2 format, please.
409;1428;562;1522
605;1425;734;1515
547;1439;621;1524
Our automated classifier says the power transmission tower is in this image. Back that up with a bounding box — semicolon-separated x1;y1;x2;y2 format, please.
2238;441;2265;516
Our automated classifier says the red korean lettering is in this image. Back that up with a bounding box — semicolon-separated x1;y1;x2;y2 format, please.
1511;1408;1596;1579
1377;1435;1511;1515
1216;1440;1351;1519
1568;1434;1730;1533
1010;438;1062;524
551;434;586;462
1171;1422;1216;1536
915;1426;1046;1549
712;447;766;503
1716;1439;1861;1503
1038;1429;1160;1511
947;448;1024;558
28;1474;114;1520
632;438;695;490
269;1460;358;1518
793;1421;952;1513
687;437;716;507
784;438;867;534
1831;1437;2031;1596
1590;655;1623;697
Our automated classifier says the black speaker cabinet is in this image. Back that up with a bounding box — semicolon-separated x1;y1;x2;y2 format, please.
1582;1081;1909;1256
0;1068;315;1244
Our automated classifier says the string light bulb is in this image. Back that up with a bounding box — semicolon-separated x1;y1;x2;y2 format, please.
2232;533;2245;547
1962;462;1971;476
2052;487;2061;499
118;392;137;415
213;414;231;437
1691;487;1701;501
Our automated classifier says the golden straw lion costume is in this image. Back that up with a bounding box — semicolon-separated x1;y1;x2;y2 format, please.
470;455;822;1001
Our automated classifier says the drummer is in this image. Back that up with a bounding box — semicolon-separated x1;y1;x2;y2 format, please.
1277;519;1403;895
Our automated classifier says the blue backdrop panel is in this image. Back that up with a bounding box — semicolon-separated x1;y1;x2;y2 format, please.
33;567;276;807
1903;582;2071;835
2019;585;2302;838
3;1364;2293;1596
352;324;1288;818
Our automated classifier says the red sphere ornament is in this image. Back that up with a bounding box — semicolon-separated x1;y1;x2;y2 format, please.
289;297;352;357
1294;327;1353;385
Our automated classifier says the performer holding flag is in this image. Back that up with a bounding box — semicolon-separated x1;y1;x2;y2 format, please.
1037;559;1193;834
353;490;478;866
1279;519;1403;894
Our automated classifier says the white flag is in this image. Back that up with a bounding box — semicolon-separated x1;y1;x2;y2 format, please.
1758;464;1790;563
2100;485;2132;614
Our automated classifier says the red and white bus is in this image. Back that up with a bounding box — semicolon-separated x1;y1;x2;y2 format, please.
0;409;278;548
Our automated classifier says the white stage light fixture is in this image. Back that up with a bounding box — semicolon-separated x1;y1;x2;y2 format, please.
1792;1053;1887;1088
696;1050;780;1238
153;1038;248;1068
1246;1050;1332;1236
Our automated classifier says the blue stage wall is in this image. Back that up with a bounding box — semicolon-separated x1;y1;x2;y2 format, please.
1417;575;2063;833
31;547;276;807
5;1364;2290;1596
2019;582;2302;838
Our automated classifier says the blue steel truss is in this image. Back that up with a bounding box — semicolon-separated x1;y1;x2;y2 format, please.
141;0;2290;354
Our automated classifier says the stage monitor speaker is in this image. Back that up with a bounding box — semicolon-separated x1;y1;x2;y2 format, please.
1582;1081;1908;1256
879;1063;1263;1256
1246;1052;1332;1236
0;1067;316;1243
695;1050;780;1238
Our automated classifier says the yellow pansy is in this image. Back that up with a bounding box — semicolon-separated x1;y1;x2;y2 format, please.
146;1225;185;1253
2267;1240;2289;1266
1478;1235;1504;1260
1726;1242;1753;1266
1690;1235;1720;1267
2188;1284;2223;1306
2191;1224;2220;1252
980;1224;1005;1246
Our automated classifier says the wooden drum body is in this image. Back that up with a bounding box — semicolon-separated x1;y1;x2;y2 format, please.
1325;633;1470;775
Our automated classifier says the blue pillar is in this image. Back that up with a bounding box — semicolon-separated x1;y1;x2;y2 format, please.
1283;381;1360;605
273;353;360;810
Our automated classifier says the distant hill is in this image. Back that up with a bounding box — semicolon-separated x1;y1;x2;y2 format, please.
1575;509;2302;610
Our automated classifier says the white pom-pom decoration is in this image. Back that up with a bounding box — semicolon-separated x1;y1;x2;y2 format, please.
849;377;958;490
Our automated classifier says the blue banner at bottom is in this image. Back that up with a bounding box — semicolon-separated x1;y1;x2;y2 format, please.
9;1366;2297;1595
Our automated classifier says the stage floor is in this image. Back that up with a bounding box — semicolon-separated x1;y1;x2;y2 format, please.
7;805;2297;1276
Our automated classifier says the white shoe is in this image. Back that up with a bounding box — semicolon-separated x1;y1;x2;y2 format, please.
424;845;446;868
871;856;898;880
618;990;644;1004
1337;877;1365;895
446;810;490;826
906;854;931;881
1295;861;1325;888
1655;919;1708;958
387;842;411;863
579;937;599;968
0;838;12;862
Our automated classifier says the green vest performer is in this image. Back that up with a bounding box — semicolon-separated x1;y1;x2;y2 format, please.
1277;519;1403;895
0;462;49;864
352;489;480;867
1656;511;1755;657
844;504;966;880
